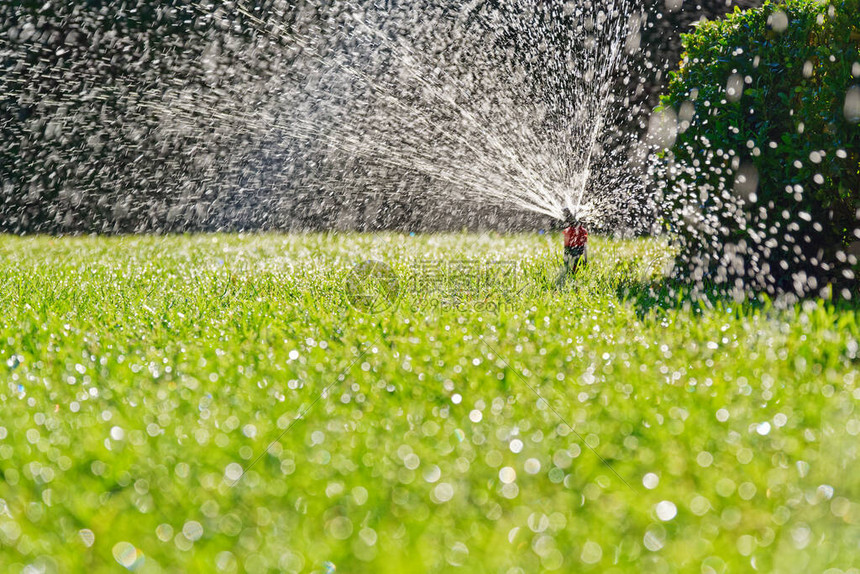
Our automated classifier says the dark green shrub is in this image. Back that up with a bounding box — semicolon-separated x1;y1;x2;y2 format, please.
658;0;860;300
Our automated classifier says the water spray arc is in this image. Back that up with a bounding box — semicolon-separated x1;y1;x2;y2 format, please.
212;0;647;226
0;0;650;233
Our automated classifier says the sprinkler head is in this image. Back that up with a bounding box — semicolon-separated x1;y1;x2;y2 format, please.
561;208;585;229
561;208;574;226
561;203;595;227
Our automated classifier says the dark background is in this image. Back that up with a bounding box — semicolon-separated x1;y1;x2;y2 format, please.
0;0;760;234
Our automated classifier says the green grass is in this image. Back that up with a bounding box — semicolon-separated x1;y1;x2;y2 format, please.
0;233;858;573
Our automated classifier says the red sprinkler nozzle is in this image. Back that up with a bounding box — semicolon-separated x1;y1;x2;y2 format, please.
559;208;587;248
562;217;588;276
554;209;589;285
553;212;589;287
564;225;588;249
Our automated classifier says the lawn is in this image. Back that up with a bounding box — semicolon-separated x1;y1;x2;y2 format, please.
0;233;858;573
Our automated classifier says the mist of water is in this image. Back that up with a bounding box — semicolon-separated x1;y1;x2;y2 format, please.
1;0;651;232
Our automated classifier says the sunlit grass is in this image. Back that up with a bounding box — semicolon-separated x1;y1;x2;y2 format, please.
0;233;858;573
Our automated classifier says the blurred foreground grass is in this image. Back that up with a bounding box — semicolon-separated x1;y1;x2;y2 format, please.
0;233;859;573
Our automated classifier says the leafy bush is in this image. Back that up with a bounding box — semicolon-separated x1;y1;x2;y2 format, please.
658;0;860;300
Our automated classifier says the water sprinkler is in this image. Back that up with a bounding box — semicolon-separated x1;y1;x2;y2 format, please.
562;208;588;268
553;207;589;289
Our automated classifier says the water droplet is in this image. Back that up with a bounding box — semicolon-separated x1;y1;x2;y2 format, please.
643;472;659;489
769;10;789;32
112;541;144;569
499;466;517;484
328;516;353;540
580;540;603;564
78;529;95;547
844;86;860;123
432;482;454;503
224;463;243;482
655;500;677;521
524;458;541;474
182;520;204;542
